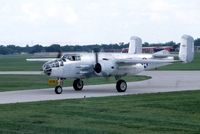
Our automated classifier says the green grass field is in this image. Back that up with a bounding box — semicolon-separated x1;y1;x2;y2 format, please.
0;54;43;71
0;90;200;134
0;75;151;92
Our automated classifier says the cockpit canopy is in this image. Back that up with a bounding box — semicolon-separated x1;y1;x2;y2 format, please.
61;54;81;61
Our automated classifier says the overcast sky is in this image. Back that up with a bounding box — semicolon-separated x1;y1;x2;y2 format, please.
0;0;200;46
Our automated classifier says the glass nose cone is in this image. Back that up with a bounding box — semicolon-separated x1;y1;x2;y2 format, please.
43;63;52;76
42;60;63;76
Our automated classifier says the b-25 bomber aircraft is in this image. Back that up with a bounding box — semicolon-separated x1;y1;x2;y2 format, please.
27;35;194;94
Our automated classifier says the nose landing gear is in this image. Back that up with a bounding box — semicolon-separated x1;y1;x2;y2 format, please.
55;85;63;94
55;78;63;94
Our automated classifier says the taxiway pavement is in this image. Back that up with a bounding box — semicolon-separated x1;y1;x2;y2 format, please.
0;71;200;104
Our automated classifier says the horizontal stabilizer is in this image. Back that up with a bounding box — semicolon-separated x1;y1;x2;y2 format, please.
152;50;171;58
116;58;178;66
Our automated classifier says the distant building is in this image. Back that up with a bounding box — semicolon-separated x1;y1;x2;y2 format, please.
104;49;122;52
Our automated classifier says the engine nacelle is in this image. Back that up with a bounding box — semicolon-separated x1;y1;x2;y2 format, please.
94;60;116;76
116;64;144;76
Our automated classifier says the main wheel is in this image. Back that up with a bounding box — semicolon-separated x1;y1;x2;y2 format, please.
55;85;63;94
73;79;84;91
116;80;127;92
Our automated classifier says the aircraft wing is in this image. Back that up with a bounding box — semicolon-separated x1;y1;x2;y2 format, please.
116;58;179;66
0;71;44;75
26;58;57;62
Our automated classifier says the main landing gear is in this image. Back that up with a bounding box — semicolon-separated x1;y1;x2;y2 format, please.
73;79;84;91
54;78;84;94
116;79;127;92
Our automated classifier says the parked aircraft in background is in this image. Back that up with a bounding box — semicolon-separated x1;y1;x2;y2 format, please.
26;35;194;94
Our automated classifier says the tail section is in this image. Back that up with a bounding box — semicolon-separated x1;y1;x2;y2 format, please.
179;35;194;63
129;36;142;54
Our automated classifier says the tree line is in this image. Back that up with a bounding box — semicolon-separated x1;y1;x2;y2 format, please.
0;38;200;55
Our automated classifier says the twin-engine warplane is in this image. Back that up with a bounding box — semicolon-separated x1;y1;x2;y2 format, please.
27;35;194;94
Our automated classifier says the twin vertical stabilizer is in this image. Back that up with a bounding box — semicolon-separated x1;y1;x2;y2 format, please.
129;36;142;54
179;35;194;63
128;34;194;63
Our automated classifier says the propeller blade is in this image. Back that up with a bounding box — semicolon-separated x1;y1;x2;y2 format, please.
95;52;98;64
93;48;100;64
93;48;102;73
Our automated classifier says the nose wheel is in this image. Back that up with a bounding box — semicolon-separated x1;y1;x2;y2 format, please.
73;79;84;91
55;85;63;94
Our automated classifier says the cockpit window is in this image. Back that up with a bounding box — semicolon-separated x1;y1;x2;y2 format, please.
62;54;81;61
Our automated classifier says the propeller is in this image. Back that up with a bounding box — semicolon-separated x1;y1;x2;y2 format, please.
93;48;102;73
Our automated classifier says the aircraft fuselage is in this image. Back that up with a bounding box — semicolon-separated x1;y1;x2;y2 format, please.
44;52;171;79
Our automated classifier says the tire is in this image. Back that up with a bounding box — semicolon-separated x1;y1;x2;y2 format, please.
55;86;63;94
73;79;84;91
116;80;127;92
